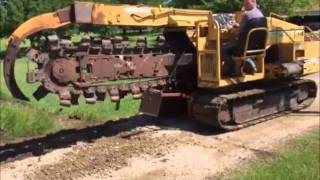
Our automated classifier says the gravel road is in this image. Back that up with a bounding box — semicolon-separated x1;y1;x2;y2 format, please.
1;73;319;180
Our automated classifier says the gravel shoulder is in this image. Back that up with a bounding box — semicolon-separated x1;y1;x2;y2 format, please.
1;73;319;180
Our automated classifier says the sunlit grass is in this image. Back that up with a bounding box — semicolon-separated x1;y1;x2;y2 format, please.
0;101;58;138
230;128;320;180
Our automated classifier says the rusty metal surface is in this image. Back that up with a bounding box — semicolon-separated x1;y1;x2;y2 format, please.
56;6;72;23
74;2;93;24
52;58;79;84
140;90;189;116
34;35;174;105
4;38;29;100
140;89;163;117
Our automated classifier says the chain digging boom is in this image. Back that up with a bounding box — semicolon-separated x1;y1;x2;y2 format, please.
24;34;195;106
4;2;203;105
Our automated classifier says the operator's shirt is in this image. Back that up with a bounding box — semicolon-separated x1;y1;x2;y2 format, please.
239;8;264;33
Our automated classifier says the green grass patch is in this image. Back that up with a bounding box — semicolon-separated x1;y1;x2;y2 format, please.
230;128;320;180
0;38;8;52
0;101;58;138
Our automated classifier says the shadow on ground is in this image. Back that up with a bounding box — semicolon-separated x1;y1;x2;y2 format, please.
0;115;224;162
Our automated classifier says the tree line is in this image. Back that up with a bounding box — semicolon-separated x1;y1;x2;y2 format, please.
0;0;312;37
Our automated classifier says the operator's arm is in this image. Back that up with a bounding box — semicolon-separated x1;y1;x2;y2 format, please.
224;12;245;35
227;23;241;34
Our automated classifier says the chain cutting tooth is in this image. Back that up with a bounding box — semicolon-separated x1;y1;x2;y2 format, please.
90;37;102;54
130;84;142;99
33;85;50;101
79;35;91;51
48;35;60;48
89;46;101;54
149;81;158;88
102;39;113;54
113;36;124;54
59;90;72;107
92;36;102;44
71;94;80;105
60;39;73;48
156;36;166;46
158;79;167;86
135;36;147;54
96;86;107;101
84;87;97;104
47;35;61;57
119;84;130;98
27;69;46;83
123;36;134;54
70;89;82;105
26;49;44;64
85;97;97;104
136;36;147;46
27;70;40;83
154;35;169;53
139;82;149;91
71;89;82;95
118;84;129;91
60;100;71;106
61;39;76;54
109;86;120;102
122;36;130;47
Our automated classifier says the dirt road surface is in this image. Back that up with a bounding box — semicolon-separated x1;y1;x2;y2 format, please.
1;73;319;180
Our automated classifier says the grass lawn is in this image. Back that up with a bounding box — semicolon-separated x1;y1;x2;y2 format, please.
230;128;320;180
0;101;58;138
0;38;7;52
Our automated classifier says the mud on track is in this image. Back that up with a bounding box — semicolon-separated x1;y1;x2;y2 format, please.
1;73;319;180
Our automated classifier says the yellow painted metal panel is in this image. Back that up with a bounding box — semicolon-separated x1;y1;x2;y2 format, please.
304;41;320;59
303;58;320;75
91;3;210;27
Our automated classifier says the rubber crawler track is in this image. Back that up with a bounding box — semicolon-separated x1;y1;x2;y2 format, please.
190;79;318;131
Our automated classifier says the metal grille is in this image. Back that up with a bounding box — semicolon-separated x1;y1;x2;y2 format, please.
200;53;215;79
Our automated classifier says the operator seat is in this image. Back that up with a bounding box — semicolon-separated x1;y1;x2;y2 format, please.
232;17;268;75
